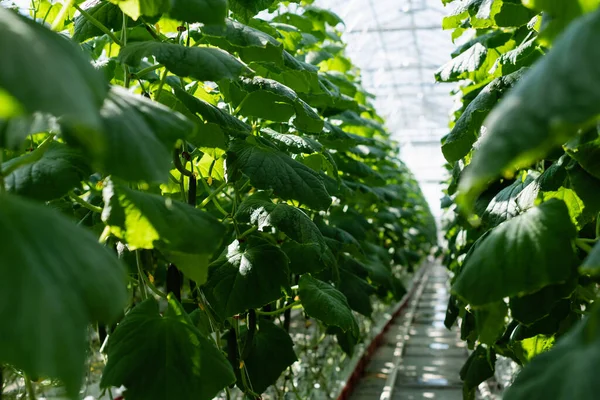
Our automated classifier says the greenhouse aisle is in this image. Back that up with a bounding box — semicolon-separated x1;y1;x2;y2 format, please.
349;265;467;400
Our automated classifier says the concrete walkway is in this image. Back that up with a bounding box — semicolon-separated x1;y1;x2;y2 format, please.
349;265;467;400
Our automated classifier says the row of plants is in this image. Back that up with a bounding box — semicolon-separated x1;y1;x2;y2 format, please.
0;0;436;398
437;0;600;398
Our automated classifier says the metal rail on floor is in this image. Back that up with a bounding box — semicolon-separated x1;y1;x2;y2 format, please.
340;264;470;400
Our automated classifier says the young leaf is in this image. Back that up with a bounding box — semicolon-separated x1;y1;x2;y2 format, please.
101;297;236;400
298;274;359;335
0;7;107;130
102;179;226;283
73;1;135;42
203;238;290;318
452;199;577;306
227;138;332;210
503;306;600;400
242;319;297;393
169;0;227;25
108;0;170;20
0;193;127;397
4;142;90;201
120;42;252;82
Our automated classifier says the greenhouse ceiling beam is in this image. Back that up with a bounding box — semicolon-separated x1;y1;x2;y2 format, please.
345;25;441;34
361;64;442;72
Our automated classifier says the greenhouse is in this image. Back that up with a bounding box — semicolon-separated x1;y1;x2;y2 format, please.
0;0;597;399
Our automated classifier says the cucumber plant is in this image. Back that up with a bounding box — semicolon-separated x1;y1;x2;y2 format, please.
0;0;436;398
438;0;600;398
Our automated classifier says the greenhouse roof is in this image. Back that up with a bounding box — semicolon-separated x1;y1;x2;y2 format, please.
315;0;457;218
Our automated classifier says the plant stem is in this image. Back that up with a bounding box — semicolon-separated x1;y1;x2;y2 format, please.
154;68;168;101
135;251;149;300
1;135;54;176
134;64;163;78
50;0;74;30
69;191;103;214
576;239;594;253
238;226;258;240
24;375;36;400
121;12;130;88
74;4;122;45
255;300;301;316
199;182;228;208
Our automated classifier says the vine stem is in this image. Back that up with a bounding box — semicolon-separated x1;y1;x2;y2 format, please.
69;191;103;214
24;375;36;400
154;68;169;101
50;0;74;30
199;182;228;208
135;251;149;300
121;12;130;88
255;300;301;316
73;4;122;46
1;135;54;176
134;64;163;78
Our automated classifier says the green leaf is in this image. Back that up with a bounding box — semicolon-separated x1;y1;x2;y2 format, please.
101;297;236;399
442;69;524;163
169;0;227;25
202;19;283;64
64;86;195;183
501;309;600;400
475;301;508;345
580;240;600;276
172;86;251;136
227;138;332;210
0;113;58;150
338;267;375;317
0;7;107;130
523;0;600;43
120;42;252;82
460;345;496;393
298;274;359;335
203;238;290;318
242;319;297;393
108;0;169;20
102;179;226;283
509;278;577;325
229;0;276;21
458;10;600;208
235;192;334;271
435;43;487;82
539;187;585;227
0;193;127;397
260;128;322;154
230;77;324;133
73;0;134;42
452;199;577;306
4;142;90;201
480;173;535;228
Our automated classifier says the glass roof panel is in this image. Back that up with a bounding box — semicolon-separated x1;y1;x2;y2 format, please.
316;0;458;220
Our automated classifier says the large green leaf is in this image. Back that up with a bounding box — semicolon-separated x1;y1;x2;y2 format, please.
480;173;535;228
509;278;577;325
442;69;524;163
102;179;226;283
503;306;600;400
229;0;276;21
4;142;90;201
580;240;600;276
65;86;194;183
227;137;332;210
203;238;290;318
101;297;236;400
460;345;496;395
452;199;577;306
458;10;600;208
298;274;359;335
73;0;134;42
338;267;375;317
0;113;58;150
108;0;169;20
0;7;107;130
226;77;324;133
242;319;297;394
0;193;127;397
120;42;252;82
435;43;487;82
523;0;600;42
169;0;227;25
202;19;283;64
